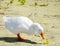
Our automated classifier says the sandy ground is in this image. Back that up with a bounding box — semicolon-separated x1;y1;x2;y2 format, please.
0;0;60;46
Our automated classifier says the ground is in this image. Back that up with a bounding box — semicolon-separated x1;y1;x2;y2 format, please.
0;0;60;46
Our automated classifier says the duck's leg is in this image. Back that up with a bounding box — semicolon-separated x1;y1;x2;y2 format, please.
17;33;25;41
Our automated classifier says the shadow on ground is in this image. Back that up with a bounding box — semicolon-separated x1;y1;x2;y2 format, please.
0;37;39;44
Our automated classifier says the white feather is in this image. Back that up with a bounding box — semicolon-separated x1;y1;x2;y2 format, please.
3;16;44;35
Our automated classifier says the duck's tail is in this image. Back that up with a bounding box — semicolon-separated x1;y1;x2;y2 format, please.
3;16;8;23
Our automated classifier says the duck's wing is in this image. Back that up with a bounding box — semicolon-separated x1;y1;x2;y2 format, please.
18;16;33;27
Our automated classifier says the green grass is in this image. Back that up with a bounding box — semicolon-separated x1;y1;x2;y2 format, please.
18;0;26;5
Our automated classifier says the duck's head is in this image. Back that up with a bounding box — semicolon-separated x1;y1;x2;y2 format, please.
31;23;46;39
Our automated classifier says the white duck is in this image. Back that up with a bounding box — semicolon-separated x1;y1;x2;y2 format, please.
3;16;46;41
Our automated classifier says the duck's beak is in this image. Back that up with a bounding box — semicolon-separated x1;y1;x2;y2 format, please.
40;32;46;39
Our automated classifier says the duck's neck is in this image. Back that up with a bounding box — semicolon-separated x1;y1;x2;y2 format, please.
28;25;38;35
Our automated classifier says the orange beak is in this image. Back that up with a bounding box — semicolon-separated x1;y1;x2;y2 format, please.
40;32;46;39
40;32;49;44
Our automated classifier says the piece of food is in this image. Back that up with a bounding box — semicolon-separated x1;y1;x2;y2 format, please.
44;39;49;44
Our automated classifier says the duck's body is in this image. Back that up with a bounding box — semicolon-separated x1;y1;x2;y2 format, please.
3;16;35;35
3;16;46;41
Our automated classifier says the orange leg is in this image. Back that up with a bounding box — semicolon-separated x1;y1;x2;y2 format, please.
17;33;25;41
